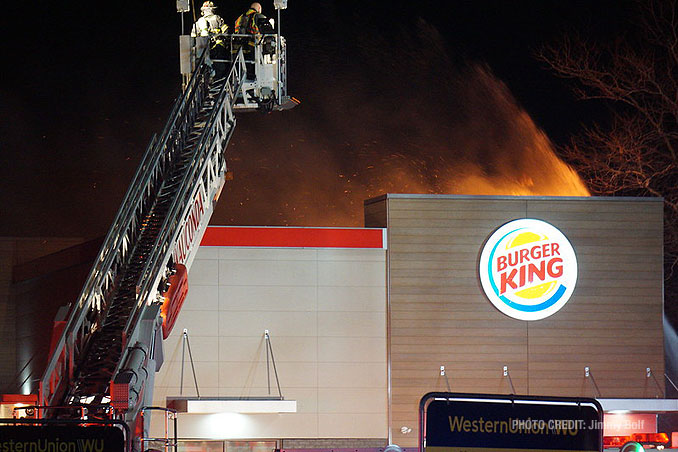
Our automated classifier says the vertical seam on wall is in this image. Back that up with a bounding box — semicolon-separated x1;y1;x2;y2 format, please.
316;248;320;436
386;199;392;444
217;252;221;398
525;199;530;395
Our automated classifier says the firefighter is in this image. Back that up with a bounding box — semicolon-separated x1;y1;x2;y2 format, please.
234;2;271;35
191;1;229;77
233;2;274;78
191;1;228;37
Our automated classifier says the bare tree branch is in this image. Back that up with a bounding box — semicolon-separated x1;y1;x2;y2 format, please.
536;0;678;286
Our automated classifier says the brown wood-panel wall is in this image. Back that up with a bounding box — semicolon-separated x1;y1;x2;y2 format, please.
365;195;664;447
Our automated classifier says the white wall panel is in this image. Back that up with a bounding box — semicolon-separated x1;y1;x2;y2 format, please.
218;311;318;337
318;413;386;438
218;260;317;286
318;337;386;363
153;243;387;440
218;248;318;261
318;311;385;337
318;261;386;287
318;388;387;413
172;310;220;337
219;286;317;311
188;258;219;285
185;284;219;311
318;286;386;312
317;363;386;388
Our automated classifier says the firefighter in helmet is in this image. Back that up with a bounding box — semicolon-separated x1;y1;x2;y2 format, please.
191;1;228;37
233;2;274;78
191;1;229;77
234;2;271;35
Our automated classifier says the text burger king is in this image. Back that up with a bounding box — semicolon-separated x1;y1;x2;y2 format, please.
479;219;578;321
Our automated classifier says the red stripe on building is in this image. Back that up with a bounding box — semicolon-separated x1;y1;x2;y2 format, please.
200;227;385;248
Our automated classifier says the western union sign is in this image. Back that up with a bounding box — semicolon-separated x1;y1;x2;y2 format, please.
420;392;603;452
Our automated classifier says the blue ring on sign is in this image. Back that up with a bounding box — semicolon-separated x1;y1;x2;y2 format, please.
487;228;565;313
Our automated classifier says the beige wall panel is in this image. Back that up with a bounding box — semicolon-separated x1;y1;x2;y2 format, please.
153;243;387;440
163;335;220;363
216;356;268;387
318;311;385;337
188;258;219;285
218;260;318;286
193;247;219;259
218;248;318;261
318;362;386;388
217;336;272;362
318;413;388;438
219;285;317;312
318;388;387;413
154;385;220;400
260;336;319;362
318;261;387;287
271;362;319;387
280;388;319;413
215;336;318;362
156;360;220;388
318;337;386;363
173;310;220;337
318;286;386;312
218;311;318;337
317;248;386;262
185;284;220;311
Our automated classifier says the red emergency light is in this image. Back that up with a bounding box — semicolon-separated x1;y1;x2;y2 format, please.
604;433;670;448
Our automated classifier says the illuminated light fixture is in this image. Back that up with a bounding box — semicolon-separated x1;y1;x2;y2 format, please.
599;398;678;413
632;433;669;443
167;397;297;414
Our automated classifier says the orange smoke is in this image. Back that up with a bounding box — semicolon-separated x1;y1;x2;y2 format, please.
216;33;589;227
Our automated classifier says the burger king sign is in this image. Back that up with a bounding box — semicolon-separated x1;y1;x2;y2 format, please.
479;219;578;321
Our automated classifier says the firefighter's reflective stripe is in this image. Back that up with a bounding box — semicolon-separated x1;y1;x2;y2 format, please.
235;8;260;34
191;15;227;37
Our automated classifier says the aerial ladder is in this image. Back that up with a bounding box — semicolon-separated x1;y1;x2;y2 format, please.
14;2;296;450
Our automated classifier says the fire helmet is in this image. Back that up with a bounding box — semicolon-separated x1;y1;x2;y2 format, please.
201;1;217;15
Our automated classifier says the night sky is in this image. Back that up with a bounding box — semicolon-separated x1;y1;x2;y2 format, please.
0;0;634;238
